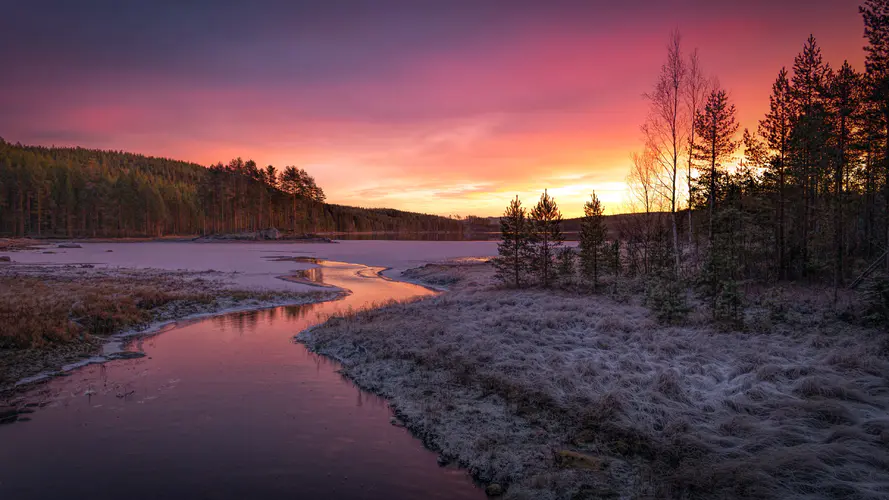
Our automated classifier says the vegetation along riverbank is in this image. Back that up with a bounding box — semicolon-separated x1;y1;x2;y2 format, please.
0;260;337;393
300;259;889;499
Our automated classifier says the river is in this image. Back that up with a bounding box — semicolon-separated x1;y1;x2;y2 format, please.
0;254;487;499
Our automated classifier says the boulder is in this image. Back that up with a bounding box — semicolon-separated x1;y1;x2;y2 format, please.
485;484;504;497
556;450;608;470
58;243;82;249
259;227;282;240
0;256;10;262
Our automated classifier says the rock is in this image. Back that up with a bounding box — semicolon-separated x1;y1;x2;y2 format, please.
881;430;889;445
389;417;406;428
485;484;504;497
58;243;82;248
0;256;10;262
436;455;451;466
106;351;147;360
556;450;608;470
0;407;19;424
259;227;282;240
106;249;114;252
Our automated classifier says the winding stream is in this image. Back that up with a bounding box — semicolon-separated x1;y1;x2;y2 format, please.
0;260;484;499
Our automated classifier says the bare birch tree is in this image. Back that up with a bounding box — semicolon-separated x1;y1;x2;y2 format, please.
643;29;687;274
685;49;710;247
628;150;661;215
626;150;666;274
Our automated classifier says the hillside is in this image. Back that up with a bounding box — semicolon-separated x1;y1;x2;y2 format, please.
0;139;462;238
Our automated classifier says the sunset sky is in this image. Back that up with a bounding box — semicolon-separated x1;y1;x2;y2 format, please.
0;1;865;217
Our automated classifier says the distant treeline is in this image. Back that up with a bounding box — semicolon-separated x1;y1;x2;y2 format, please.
0;141;462;237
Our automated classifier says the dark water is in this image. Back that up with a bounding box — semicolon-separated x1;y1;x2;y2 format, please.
0;261;483;500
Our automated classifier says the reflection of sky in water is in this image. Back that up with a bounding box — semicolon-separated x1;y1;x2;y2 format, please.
297;266;324;284
0;260;477;500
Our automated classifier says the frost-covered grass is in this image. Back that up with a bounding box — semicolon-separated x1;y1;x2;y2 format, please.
300;264;889;499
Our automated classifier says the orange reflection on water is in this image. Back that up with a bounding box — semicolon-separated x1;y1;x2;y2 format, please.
0;260;476;500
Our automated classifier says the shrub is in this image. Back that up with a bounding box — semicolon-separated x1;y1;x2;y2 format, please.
645;275;690;324
860;273;889;326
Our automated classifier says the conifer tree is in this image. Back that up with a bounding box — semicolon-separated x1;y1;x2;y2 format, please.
789;35;832;277
493;195;532;288
529;189;564;287
692;88;739;244
828;62;862;290
759;68;795;279
579;192;607;290
862;0;889;270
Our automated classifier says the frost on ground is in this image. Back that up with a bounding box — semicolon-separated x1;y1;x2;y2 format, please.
1;263;338;391
399;258;497;290
300;262;889;499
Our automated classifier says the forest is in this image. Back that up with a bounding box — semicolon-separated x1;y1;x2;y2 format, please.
494;1;889;323
0;142;462;238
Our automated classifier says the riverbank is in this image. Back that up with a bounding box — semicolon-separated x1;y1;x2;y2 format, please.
299;261;889;499
1;263;339;392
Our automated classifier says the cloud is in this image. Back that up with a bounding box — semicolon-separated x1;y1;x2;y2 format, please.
0;0;866;216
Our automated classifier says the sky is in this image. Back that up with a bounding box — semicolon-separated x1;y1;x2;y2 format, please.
0;0;866;217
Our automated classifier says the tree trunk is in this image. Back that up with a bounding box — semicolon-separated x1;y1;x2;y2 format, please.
834;112;846;294
709;126;716;245
885;107;889;271
778;157;786;280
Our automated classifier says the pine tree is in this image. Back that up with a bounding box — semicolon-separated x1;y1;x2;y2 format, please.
692;88;739;244
827;62;862;291
579;192;607;290
861;0;889;270
789;35;833;277
759;68;795;279
529;189;564;287
493;196;532;288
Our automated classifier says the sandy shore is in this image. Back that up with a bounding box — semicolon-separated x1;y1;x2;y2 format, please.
1;262;339;393
299;261;889;499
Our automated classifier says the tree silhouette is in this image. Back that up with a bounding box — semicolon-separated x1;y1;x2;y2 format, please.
692;87;739;244
579;192;607;290
493;196;532;288
529;189;564;287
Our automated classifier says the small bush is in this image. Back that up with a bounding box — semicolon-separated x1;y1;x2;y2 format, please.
860;273;889;326
556;247;577;286
645;275;690;324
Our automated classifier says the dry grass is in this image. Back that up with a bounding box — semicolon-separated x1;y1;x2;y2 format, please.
1;275;212;348
0;238;41;252
1;264;335;388
300;263;889;499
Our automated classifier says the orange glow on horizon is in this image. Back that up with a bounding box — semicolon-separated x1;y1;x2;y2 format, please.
1;2;865;219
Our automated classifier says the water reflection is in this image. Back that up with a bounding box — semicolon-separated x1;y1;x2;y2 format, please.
0;260;481;500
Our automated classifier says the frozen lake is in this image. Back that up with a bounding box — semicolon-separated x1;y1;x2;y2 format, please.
2;240;501;291
0;241;499;499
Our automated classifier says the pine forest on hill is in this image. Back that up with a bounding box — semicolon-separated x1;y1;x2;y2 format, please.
0;140;462;238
